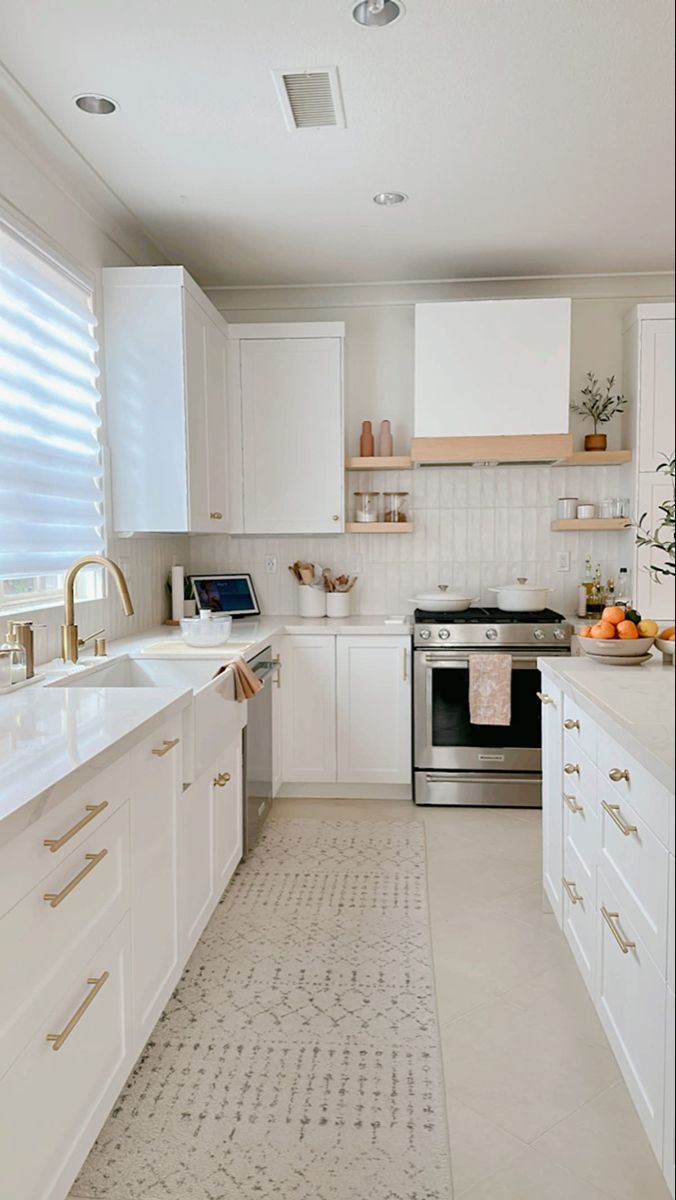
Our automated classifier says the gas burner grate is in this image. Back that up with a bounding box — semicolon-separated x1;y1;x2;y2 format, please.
414;607;566;625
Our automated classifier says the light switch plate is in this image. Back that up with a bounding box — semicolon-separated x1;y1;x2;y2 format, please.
265;556;277;575
556;551;571;572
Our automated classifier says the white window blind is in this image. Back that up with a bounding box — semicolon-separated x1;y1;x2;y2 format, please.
0;221;104;586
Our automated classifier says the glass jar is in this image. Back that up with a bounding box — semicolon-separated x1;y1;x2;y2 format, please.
354;491;380;522
383;491;409;523
0;640;27;690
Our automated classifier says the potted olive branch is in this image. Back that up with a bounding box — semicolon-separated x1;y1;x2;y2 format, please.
570;372;627;451
636;452;675;581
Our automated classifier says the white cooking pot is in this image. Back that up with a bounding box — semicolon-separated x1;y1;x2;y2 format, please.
410;585;477;613
488;578;553;612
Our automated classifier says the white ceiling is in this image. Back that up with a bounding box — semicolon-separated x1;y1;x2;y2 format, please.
1;0;674;286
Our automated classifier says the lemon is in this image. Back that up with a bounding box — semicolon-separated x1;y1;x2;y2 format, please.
638;619;658;637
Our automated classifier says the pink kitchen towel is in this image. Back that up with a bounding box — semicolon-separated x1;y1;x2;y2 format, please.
468;653;512;725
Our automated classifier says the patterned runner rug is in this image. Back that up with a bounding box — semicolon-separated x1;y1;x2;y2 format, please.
71;818;452;1200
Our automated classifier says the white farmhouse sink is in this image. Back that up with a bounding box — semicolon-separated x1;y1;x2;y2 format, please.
48;656;245;784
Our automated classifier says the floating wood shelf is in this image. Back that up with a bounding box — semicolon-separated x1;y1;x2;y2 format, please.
551;518;632;531
345;522;414;534
345;456;412;470
553;450;633;467
410;433;573;465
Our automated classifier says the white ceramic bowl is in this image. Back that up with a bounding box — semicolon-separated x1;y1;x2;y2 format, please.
180;615;233;647
656;637;675;661
579;635;655;657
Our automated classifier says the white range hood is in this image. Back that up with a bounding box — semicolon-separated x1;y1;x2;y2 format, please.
411;298;573;464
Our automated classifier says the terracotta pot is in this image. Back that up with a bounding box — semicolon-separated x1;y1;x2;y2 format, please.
584;433;607;451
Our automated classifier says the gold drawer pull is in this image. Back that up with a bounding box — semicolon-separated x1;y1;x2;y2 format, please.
563;793;583;814
213;771;231;788
46;972;109;1051
563;762;580;776
273;655;281;689
152;737;180;758
563;718;580;731
43;801;108;853
209;511;223;520
609;767;630;783
601;905;636;954
602;800;638;837
536;692;553;705
562;877;583;905
43;849;107;908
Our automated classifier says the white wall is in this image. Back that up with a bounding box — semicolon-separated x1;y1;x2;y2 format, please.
188;274;674;618
0;80;187;664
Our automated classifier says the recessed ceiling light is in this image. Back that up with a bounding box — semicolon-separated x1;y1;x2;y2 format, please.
373;191;408;206
352;0;405;28
74;94;118;115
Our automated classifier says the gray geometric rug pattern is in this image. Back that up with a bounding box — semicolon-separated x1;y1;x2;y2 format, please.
71;818;452;1200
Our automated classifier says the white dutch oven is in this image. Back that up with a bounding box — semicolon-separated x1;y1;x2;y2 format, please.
488;578;553;612
411;585;477;612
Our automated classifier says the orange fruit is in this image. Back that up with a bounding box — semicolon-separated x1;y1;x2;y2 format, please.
661;626;675;640
591;621;615;639
617;620;639;639
602;606;626;626
579;625;592;638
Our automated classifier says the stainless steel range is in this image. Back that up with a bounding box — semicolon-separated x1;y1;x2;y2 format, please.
413;606;572;807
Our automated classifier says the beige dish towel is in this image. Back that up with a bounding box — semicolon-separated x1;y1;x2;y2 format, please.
468;653;512;725
212;656;263;702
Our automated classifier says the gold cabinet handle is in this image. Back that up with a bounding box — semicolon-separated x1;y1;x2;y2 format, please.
213;771;231;788
536;692;553;705
152;737;180;758
46;972;109;1051
210;511;223;520
273;654;281;689
563;762;580;776
403;648;409;682
43;849;108;908
43;801;108;853
563;793;583;814
609;767;630;783
562;877;583;905
601;800;638;837
563;718;580;731
601;905;636;954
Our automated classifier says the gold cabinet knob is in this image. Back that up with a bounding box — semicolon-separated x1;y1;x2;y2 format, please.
563;719;580;731
213;771;231;788
210;511;223;520
609;767;630;783
536;692;553;705
332;514;340;521
563;762;580;775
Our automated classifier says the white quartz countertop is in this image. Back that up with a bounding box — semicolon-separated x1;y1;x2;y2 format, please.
0;614;410;845
538;655;675;793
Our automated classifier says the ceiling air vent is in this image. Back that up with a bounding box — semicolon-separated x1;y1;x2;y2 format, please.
272;67;346;130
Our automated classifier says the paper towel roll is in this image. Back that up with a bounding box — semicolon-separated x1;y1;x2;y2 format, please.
171;565;185;623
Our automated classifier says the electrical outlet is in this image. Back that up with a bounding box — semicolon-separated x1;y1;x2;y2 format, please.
556;551;571;572
265;555;277;575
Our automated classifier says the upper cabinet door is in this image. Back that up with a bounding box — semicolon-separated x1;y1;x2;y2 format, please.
102;266;229;534
183;293;229;533
233;326;344;535
414;298;571;438
638;318;675;473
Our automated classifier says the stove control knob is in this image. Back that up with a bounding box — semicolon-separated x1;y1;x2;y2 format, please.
438;628;451;640
419;628;431;640
533;628;546;641
485;628;499;641
553;628;565;641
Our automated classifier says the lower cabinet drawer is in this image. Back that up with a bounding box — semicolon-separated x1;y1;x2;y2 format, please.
563;785;598;877
597;736;670;845
596;871;667;1159
562;839;596;993
0;913;133;1200
562;734;597;813
562;694;597;764
0;803;130;1078
598;776;670;974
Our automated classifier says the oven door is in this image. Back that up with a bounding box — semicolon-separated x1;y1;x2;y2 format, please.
414;650;544;773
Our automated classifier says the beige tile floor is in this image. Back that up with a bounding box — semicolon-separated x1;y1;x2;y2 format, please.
275;797;672;1200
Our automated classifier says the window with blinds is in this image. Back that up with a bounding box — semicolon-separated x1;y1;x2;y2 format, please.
0;219;105;609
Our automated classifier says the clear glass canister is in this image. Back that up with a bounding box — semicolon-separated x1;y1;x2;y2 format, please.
354;491;380;522
383;491;409;523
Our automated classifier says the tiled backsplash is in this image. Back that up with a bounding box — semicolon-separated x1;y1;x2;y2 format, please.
189;464;634;618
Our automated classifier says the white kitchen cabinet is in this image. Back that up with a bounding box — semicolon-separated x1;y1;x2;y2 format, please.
212;736;243;895
177;772;215;957
271;636;284;798
336;637;411;784
103;265;229;534
664;986;675;1194
414;298;571;438
228;323;344;534
0;913;133;1200
635;470;676;621
281;635;337;783
540;683;564;922
129;716;181;1046
635;317;676;473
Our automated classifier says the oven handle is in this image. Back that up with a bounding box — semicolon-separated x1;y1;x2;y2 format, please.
421;655;540;669
422;772;541;784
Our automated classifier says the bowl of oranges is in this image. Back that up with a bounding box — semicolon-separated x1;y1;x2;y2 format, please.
655;627;675;663
577;607;656;664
